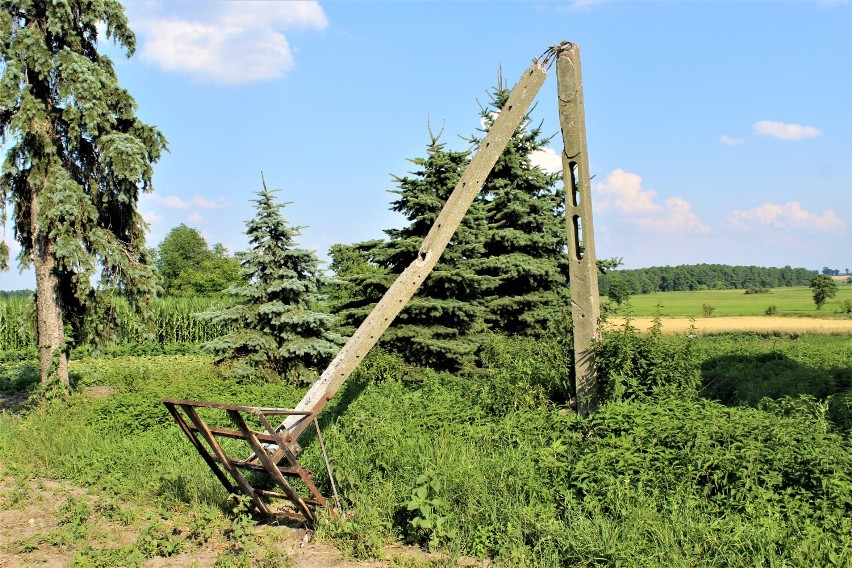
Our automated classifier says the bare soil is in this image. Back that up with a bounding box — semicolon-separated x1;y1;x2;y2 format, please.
606;316;852;335
0;476;464;568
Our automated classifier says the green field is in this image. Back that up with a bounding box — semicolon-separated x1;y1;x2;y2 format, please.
611;285;852;318
1;331;850;566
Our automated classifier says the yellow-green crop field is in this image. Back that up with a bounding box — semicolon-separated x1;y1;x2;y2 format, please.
610;285;852;318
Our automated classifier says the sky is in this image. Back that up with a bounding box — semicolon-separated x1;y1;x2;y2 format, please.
2;0;850;291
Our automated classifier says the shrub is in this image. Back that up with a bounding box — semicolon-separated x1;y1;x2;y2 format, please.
745;287;771;294
765;305;778;315
595;317;700;404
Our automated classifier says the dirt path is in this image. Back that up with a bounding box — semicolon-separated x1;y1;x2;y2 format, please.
605;316;852;335
0;476;461;568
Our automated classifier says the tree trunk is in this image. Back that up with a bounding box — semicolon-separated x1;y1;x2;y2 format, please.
30;189;69;385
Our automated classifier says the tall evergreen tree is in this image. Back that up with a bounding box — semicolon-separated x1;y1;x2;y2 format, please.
0;1;167;384
332;132;488;369
471;82;570;336
201;179;341;381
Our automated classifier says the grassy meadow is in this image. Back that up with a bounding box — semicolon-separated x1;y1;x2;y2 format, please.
1;325;850;566
611;285;852;317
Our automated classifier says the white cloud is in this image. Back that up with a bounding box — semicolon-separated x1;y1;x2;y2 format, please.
188;212;205;225
192;195;229;209
594;169;710;233
142;210;165;224
146;194;228;210
530;147;563;174
720;135;745;146
150;194;190;209
752;120;821;141
633;197;711;234
561;0;607;10
724;201;846;233
594;169;660;214
132;1;328;84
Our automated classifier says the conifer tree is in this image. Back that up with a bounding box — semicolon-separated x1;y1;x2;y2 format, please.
471;82;570;336
202;178;341;381
332;133;488;369
0;1;167;385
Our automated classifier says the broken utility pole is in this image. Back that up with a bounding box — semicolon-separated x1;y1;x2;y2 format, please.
280;61;548;443
165;43;604;521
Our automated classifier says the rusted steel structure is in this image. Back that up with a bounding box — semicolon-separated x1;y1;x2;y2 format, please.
166;42;600;521
163;399;339;523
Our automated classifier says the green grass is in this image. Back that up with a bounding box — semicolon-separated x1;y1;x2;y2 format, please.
1;333;850;566
609;285;852;317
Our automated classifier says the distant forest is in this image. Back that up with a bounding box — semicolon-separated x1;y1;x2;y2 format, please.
0;265;823;298
599;264;817;295
0;289;33;298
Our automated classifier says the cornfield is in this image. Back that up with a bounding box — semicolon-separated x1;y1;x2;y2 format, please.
0;295;237;351
0;295;37;350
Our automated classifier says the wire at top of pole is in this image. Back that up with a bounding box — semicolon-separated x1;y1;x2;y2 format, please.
534;41;575;69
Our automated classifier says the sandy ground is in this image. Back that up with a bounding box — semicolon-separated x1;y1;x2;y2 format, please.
605;316;852;335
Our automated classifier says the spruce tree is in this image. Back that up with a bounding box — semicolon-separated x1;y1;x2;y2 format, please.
471;82;570;336
202;178;341;381
0;1;167;385
332;133;487;369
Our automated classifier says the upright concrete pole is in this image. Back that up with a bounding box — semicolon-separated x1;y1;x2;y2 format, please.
281;62;548;441
557;44;601;416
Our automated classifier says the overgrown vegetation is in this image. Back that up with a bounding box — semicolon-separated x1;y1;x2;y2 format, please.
1;325;849;566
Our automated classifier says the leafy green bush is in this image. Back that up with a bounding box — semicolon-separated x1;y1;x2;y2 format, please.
476;329;574;409
595;318;700;403
745;287;770;294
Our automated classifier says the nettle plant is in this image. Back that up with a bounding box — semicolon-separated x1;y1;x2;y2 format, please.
402;473;456;549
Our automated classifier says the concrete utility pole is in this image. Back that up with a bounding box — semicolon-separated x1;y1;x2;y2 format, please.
280;62;549;443
557;43;601;416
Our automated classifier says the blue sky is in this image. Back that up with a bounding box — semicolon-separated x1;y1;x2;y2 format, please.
2;0;850;290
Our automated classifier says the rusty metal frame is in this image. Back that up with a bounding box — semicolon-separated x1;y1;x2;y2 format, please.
163;399;339;522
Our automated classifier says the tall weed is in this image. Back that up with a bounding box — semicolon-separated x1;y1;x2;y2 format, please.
595;316;700;403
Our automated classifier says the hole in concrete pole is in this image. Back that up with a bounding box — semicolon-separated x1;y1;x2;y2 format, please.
573;215;584;260
570;161;580;207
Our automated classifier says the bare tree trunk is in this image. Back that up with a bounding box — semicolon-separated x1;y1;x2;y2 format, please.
30;190;69;385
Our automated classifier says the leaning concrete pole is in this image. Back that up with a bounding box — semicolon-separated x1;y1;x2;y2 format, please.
281;62;548;442
557;44;601;416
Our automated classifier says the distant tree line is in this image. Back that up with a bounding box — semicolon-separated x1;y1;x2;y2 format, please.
0;289;33;299
599;264;817;295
